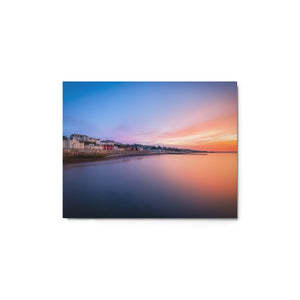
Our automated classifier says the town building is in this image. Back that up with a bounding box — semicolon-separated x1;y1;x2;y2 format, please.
103;144;114;151
70;134;90;142
84;144;103;150
63;136;69;149
63;136;84;149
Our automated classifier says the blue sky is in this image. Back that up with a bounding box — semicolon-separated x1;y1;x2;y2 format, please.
63;82;237;150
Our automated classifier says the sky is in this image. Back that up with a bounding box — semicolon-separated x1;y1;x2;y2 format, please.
63;82;237;151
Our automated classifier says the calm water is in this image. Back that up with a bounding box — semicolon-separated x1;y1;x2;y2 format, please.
63;153;237;218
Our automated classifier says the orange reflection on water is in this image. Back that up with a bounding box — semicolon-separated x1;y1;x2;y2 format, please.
64;152;237;217
157;153;237;207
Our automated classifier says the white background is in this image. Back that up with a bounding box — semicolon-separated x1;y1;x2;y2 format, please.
1;1;299;299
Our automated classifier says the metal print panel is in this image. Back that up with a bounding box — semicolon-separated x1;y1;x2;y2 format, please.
63;82;238;218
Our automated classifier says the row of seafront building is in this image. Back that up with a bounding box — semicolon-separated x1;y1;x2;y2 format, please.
63;133;183;153
63;134;119;151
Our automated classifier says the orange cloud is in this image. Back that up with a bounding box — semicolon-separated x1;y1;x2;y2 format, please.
152;113;237;151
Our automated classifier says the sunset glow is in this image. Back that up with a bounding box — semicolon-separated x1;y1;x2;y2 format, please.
63;82;237;151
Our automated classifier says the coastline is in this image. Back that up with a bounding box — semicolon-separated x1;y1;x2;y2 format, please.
63;151;196;164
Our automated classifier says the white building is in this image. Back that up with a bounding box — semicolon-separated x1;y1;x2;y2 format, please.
70;134;90;142
89;138;97;143
84;144;103;150
70;134;101;144
63;136;69;149
63;137;84;149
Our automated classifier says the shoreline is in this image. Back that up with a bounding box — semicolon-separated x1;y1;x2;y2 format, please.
63;151;197;164
62;150;238;165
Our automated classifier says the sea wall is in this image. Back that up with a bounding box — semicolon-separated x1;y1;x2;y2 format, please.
63;149;138;158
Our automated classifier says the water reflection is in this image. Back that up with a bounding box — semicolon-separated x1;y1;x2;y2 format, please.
63;153;237;218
